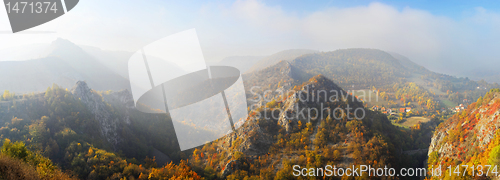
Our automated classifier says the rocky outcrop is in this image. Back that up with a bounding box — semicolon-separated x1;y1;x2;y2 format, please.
221;160;240;178
278;92;300;132
71;81;125;147
102;89;134;125
428;91;500;173
277;75;353;133
103;89;134;109
428;96;500;157
217;117;274;156
213;75;363;177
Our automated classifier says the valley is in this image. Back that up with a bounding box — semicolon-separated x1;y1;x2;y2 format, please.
0;41;498;179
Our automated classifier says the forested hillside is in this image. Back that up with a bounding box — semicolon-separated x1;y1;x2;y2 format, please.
246;48;499;107
0;75;438;179
0;82;207;179
243;61;313;102
187;75;432;179
1;47;498;179
291;49;408;89
427;89;500;179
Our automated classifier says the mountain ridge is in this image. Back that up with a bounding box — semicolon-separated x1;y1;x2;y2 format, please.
0;38;130;93
190;74;425;178
246;49;318;73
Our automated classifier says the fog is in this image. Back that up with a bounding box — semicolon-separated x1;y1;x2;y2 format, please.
1;0;499;81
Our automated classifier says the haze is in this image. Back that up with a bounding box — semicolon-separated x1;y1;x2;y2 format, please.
0;0;499;82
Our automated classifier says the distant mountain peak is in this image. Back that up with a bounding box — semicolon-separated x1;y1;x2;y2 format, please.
309;74;329;82
303;74;344;96
71;81;92;97
47;38;84;55
51;38;76;46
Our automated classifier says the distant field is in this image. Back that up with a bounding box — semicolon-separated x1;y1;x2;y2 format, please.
399;116;431;127
439;98;456;108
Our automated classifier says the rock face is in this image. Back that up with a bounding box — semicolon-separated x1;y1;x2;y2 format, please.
212;75;363;177
103;89;134;109
221;160;240;177
428;93;500;157
277;93;300;132
71;81;127;147
277;75;353;133
102;89;134;125
214;116;275;178
218;117;274;156
427;91;500;179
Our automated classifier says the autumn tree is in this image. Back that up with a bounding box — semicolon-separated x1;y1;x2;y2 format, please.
488;145;500;165
2;90;15;101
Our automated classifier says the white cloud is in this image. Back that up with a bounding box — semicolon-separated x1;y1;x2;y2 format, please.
1;0;500;78
217;1;500;77
300;3;451;69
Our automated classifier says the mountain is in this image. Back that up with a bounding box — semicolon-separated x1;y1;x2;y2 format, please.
188;75;427;179
244;48;416;92
388;52;430;74
427;89;500;179
80;45;133;80
244;61;312;93
290;48;408;89
244;48;500;110
463;68;500;84
0;81;206;178
3;42;500;179
0;39;130;93
216;56;264;73
242;48;422;99
246;49;318;72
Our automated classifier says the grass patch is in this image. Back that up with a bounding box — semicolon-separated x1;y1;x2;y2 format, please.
399;116;430;127
439;98;456;108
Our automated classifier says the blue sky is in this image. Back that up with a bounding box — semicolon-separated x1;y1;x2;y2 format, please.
264;0;500;18
1;0;500;79
161;0;500;19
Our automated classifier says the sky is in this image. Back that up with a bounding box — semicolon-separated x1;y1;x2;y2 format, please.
0;0;500;79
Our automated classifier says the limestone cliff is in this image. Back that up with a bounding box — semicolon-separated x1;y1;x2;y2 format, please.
70;81;132;148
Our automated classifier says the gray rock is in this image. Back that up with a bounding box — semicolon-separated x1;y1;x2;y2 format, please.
221;160;240;178
71;81;122;148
